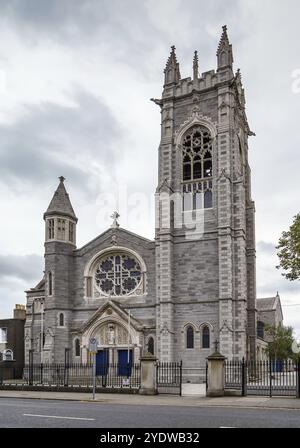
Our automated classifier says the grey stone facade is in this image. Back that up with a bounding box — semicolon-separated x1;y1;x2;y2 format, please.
25;27;258;381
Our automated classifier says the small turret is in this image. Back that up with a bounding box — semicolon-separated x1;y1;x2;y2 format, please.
217;25;234;71
44;176;77;246
164;45;181;86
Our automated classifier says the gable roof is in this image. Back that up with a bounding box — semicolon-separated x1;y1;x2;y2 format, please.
80;300;144;334
75;226;154;254
257;297;277;311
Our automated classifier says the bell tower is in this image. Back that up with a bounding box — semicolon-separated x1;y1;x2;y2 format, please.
43;176;78;363
154;26;257;365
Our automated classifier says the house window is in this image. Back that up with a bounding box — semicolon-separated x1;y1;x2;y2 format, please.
59;313;64;327
75;339;80;357
147;337;154;355
186;326;194;349
48;219;55;240
0;328;7;343
48;272;53;296
202;326;210;349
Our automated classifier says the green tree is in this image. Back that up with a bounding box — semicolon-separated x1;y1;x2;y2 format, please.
277;213;300;281
265;325;296;360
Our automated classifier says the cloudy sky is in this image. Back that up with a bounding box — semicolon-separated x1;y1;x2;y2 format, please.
0;0;299;335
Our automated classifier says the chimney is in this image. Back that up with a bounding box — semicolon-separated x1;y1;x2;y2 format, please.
13;304;26;320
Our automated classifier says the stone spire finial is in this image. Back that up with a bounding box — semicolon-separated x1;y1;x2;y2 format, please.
193;50;199;81
164;45;181;86
59;176;66;183
217;25;233;70
217;25;229;52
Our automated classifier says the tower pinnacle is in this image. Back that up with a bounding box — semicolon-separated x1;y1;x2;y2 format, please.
164;45;181;86
217;25;233;70
193;51;199;81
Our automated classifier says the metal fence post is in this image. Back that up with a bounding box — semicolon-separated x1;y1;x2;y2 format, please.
179;361;183;397
29;350;33;386
297;358;300;399
269;357;273;398
64;348;70;387
241;358;247;397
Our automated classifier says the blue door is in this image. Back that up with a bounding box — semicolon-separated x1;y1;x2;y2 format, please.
118;350;133;377
96;349;109;376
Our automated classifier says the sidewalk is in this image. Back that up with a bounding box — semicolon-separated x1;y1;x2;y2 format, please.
0;390;300;410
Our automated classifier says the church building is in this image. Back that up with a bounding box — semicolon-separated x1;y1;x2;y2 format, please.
25;26;257;382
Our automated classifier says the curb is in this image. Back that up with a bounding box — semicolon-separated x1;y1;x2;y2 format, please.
1;394;300;411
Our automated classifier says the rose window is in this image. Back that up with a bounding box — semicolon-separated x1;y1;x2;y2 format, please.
95;253;143;296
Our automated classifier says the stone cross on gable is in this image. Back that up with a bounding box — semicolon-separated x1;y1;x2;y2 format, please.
111;211;120;229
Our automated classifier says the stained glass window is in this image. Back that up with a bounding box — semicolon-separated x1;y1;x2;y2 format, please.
95;253;142;296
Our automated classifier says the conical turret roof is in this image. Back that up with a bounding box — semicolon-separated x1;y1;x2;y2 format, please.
44;176;77;221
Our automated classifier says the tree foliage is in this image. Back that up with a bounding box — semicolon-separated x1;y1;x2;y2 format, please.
265;325;296;360
277;213;300;281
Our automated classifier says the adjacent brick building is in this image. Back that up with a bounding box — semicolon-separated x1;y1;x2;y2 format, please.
0;305;26;369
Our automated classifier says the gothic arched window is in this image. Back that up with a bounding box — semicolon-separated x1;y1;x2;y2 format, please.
182;126;212;181
48;272;53;296
202;326;210;349
75;338;80;357
48;219;55;240
59;313;64;327
182;126;213;210
147;337;154;355
257;321;265;339
186;326;194;349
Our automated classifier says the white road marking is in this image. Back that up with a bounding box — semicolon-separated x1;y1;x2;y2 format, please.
23;414;95;421
219;426;236;429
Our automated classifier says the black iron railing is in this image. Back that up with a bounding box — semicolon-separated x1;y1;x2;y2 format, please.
0;363;141;390
156;361;182;396
224;358;300;397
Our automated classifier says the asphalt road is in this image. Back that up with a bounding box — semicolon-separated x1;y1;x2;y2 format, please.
0;398;300;428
